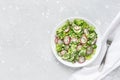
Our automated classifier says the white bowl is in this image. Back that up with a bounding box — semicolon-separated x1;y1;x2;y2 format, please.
51;17;102;68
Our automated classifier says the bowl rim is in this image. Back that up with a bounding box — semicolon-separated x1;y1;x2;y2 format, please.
51;17;102;68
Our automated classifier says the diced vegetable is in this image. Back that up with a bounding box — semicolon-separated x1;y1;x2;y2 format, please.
92;44;97;49
65;45;69;50
77;45;82;51
87;46;93;55
71;37;78;43
71;44;77;52
91;38;97;44
55;36;58;44
79;48;86;56
78;56;86;63
62;53;70;60
58;39;63;44
60;50;67;56
88;33;96;39
74;19;84;26
80;34;87;44
73;26;81;33
56;44;62;52
89;26;95;32
64;36;71;45
84;29;89;36
64;27;70;33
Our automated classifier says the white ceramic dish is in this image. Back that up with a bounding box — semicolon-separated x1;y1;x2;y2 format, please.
51;17;102;68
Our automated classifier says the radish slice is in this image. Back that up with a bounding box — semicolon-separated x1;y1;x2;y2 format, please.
64;36;71;45
80;34;87;44
91;38;97;44
64;27;70;33
84;29;89;36
77;45;82;51
78;56;85;63
87;46;93;55
55;37;58;44
73;26;81;33
60;50;67;56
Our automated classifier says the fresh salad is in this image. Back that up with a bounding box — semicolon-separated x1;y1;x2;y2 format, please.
55;18;97;63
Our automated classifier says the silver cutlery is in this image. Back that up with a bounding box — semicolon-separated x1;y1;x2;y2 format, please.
98;40;112;71
98;12;120;71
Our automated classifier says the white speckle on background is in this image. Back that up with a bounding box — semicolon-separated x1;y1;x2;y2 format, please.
45;15;48;18
105;5;109;9
56;1;60;4
59;7;64;12
35;1;40;6
15;6;20;10
1;60;5;64
46;13;50;18
47;30;50;34
2;7;6;11
41;12;45;16
45;9;50;18
46;0;49;2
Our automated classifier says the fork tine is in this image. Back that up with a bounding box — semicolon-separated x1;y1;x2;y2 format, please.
107;40;112;45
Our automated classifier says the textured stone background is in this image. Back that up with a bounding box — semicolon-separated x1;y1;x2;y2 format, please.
0;0;119;80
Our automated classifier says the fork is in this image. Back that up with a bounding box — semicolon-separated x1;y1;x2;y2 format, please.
98;40;112;72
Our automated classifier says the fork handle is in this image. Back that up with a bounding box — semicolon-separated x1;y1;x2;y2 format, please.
98;45;110;71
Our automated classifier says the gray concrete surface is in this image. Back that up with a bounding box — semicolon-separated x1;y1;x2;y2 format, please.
0;0;119;80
